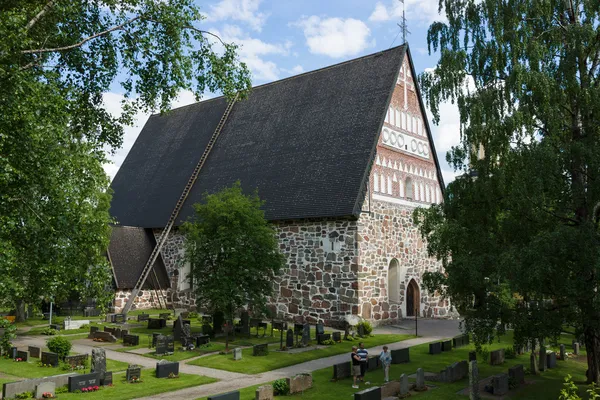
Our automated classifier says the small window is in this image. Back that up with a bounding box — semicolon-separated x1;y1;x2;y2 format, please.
387;176;392;195
380;174;386;194
374;173;379;192
405;177;413;200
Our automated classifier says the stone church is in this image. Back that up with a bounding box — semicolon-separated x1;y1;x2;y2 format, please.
107;44;453;326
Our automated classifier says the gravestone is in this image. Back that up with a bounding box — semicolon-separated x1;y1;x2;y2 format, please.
91;348;106;378
429;342;442;354
152;332;161;347
354;386;381;400
65;354;88;367
90;326;99;335
508;364;525;385
317;333;331;345
156;335;175;356
41;352;59;367
530;352;539;375
9;347;17;359
333;361;352;380
202;324;214;337
123;334;140;346
492;374;509;396
181;323;193;348
256;385;274;400
114;314;126;323
469;351;477;361
233;348;242;361
442;340;453;351
573;342;580;355
547;352;557;368
539;347;547;371
286;329;294;348
103;326;115;334
207;391;240;400
302;324;310;345
201;315;213;324
367;356;378;371
560;344;566;361
253;344;268;356
332;331;342;342
469;360;480;400
159;313;170;320
391;348;410;364
287;373;313;394
416;367;425;390
315;323;325;339
400;373;409;395
490;349;505;365
101;371;113;386
90;331;117;342
68;372;100;392
28;346;40;358
156;360;179;378
196;335;210;346
148;318;166;329
173;315;184;341
35;381;55;399
137;314;150;322
126;364;142;381
16;350;29;362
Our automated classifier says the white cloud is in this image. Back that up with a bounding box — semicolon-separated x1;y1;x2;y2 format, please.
368;0;446;26
207;0;269;32
293;16;374;58
289;65;304;74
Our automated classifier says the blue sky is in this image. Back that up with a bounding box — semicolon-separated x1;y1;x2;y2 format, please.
104;0;461;185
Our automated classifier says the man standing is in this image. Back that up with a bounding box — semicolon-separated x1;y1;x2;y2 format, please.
357;342;369;385
351;346;361;389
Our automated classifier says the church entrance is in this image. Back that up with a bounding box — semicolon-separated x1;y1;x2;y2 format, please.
405;279;420;317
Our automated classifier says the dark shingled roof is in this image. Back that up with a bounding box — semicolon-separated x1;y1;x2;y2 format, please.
110;45;408;228
108;226;170;289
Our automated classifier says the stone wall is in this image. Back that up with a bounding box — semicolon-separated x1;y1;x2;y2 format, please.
114;289;168;312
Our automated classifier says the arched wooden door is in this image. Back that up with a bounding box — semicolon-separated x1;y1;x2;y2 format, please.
405;279;420;317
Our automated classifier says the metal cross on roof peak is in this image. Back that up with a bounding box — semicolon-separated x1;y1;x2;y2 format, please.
397;0;411;44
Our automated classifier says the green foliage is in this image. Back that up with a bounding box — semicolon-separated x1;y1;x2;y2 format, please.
55;386;69;394
0;319;17;354
14;391;33;399
182;182;285;320
559;374;582;400
46;336;72;360
41;327;57;336
0;0;251;318
589;383;600;400
415;0;600;382
272;379;290;395
320;339;336;346
356;320;373;336
476;347;489;363
505;347;516;359
188;311;199;319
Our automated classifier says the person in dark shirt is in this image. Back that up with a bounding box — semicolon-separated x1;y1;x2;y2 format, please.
357;342;369;384
351;346;361;388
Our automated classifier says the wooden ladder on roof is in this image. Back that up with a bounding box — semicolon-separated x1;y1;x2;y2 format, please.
121;93;239;315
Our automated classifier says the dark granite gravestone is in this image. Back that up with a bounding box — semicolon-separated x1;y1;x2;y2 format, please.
429;342;442;354
333;361;352;380
89;326;99;335
196;335;210;346
100;371;113;386
391;348;410;364
68;372;100;392
201;315;213;324
469;351;477;361
207;391;240;400
9;347;17;359
490;349;505;365
113;328;123;339
151;332;161;348
250;318;261;337
253;344;268;356
315;323;325;339
126;365;142;381
65;354;88;367
173;315;186;341
104;326;115;334
91;348;106;378
156;361;180;378
332;331;342;342
148;318;167;329
16;350;29;362
137;314;150;322
442;340;453;351
123;334;140;346
89;331;118;342
156;335;175;356
453;334;470;348
113;314;126;324
508;364;525;385
492;373;509;395
272;321;287;331
286;329;294;348
50;324;61;331
28;346;41;358
317;333;331;345
258;322;268;336
41;352;59;367
539;346;547;371
367;356;379;371
547;352;557;368
302;324;310;345
202;324;214;337
354;386;381;400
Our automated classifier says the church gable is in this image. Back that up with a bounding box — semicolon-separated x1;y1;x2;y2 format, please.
370;50;444;207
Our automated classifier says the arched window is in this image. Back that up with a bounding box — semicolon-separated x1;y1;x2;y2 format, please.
388;259;400;303
405;177;413;200
373;172;379;192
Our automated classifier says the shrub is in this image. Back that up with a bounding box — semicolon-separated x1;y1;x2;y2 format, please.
273;378;289;395
41;327;57;336
188;311;199;319
476;347;489;362
14;391;33;399
47;336;72;360
321;339;335;345
356;320;373;336
55;386;69;394
505;347;517;359
559;374;581;400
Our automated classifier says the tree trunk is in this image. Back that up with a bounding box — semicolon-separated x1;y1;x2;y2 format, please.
585;324;600;384
15;300;26;323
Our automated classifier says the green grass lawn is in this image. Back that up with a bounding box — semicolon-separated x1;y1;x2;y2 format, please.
198;332;593;400
0;357;129;379
189;334;415;374
55;372;217;400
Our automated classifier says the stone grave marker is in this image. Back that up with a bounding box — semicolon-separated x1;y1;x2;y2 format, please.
294;323;303;344
253;344;268;356
152;332;161;348
68;372;100;392
89;326;99;335
123;334;140;346
429;342;442;354
173;315;184;341
156;360;179;378
317;333;331;345
539;346;547;371
442;340;453;351
367;356;378;371
156;335;175;356
302;324;310;345
490;348;505;365
469;351;477;361
41;351;59;367
196;335;210;346
207;391;240;400
332;331;341;342
159;313;170;320
287;373;313;394
202;324;213;337
250;318;261;336
89;331;117;342
547;352;557;368
91;348;106;377
233;348;242;361
560;344;566;361
65;354;88;367
137;314;150;322
181;323;193;348
256;385;273;400
28;346;40;358
286;329;294;348
530;352;539;375
101;371;113;386
126;364;142;381
354;386;381;400
492;373;509;396
333;361;351;380
416;367;425;390
315;323;324;339
573;342;580;355
469;360;479;400
357;324;365;338
16;350;29;362
508;364;525;385
104;326;115;334
113;314;126;323
113;328;123;339
35;382;55;399
50;324;61;331
9;346;17;359
400;373;409;395
148;318;167;329
391;347;410;364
